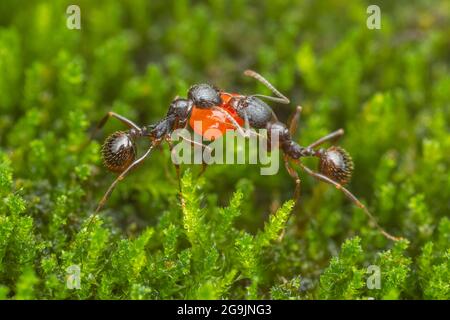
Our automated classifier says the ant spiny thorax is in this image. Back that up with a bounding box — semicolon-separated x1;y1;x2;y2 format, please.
189;92;244;141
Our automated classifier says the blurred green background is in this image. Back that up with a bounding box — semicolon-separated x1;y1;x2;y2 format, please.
0;0;449;299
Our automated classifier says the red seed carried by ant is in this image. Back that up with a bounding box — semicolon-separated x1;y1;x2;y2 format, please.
189;93;244;140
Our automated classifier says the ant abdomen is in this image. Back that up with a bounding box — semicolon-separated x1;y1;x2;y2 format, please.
319;146;354;185
101;131;136;173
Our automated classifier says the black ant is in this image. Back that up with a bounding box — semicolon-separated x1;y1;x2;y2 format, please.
92;70;400;241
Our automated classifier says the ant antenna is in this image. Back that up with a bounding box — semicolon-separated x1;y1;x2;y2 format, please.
244;70;290;104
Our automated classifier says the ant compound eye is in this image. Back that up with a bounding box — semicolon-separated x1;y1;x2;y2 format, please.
319;146;354;185
101;131;136;173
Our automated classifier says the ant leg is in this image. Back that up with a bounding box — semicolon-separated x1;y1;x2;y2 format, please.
308;129;344;149
182;135;210;178
288;106;303;136
283;106;303;203
174;131;211;178
167;136;209;208
197;162;208;178
177;134;212;152
212;106;250;138
284;155;301;204
166;140;182;192
166;140;189;210
166;134;210;184
244;70;290;104
212;106;263;139
243;109;251;132
91;111;141;140
94;145;155;214
296;161;400;241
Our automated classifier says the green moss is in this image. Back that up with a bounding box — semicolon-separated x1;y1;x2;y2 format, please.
0;0;449;299
319;237;365;299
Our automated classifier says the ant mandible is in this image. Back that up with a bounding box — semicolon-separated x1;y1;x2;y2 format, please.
92;70;400;241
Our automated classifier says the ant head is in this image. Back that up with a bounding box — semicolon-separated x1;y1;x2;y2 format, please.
168;98;192;119
101;131;137;173
267;121;290;144
319;146;354;185
188;84;221;108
